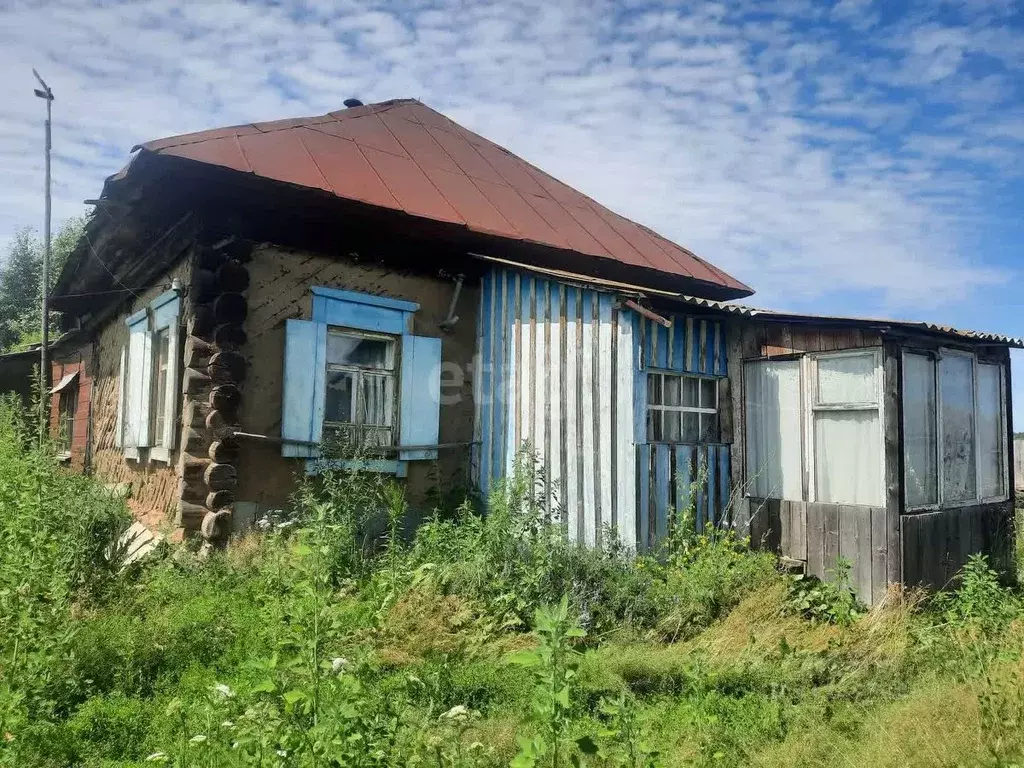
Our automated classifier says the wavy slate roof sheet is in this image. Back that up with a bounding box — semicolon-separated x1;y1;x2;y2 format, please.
136;99;751;297
674;296;1024;347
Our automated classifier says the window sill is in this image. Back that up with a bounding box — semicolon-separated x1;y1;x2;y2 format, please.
304;458;408;478
150;447;172;465
906;496;1011;514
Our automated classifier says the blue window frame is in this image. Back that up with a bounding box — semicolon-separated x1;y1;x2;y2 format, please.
282;287;442;475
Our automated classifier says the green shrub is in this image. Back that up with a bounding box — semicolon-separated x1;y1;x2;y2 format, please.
784;558;863;627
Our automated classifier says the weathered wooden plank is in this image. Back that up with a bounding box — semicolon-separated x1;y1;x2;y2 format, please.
870;505;889;607
580;291;597;546
806;502;826;579
792;500;807;561
855;506;874;604
597;294;614;539
678;445;695;532
882;342;904;587
696;446;708;530
564;286;579;543
707;445;719;527
779;500;792;558
654;444;671;542
637;445;651;551
823;505;840;579
839;505;858;589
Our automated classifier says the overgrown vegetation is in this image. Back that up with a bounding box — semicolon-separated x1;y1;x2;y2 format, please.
0;219;84;351
1;399;1023;766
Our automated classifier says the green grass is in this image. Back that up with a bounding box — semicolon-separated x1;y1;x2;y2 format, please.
0;399;1022;767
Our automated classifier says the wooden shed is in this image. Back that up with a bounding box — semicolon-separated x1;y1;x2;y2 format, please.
715;305;1020;604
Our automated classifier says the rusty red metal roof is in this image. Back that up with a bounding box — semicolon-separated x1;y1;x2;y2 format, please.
135;99;751;297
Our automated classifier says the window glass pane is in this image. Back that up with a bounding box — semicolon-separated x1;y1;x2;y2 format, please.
662;376;681;407
681;412;699;442
662;411;681;442
699;413;720;443
940;354;976;503
745;360;802;500
817;353;876;404
977;363;1004;499
151;329;170;446
814;410;882;506
903;353;938;507
700;378;716;408
327;333;392;369
680;377;699;408
325;371;355;423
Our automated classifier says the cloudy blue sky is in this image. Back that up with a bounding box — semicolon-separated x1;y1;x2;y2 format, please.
1;0;1021;417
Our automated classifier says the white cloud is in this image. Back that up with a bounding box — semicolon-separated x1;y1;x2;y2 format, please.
0;0;1020;315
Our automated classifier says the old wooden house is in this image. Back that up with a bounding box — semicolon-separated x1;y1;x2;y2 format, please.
43;98;1017;602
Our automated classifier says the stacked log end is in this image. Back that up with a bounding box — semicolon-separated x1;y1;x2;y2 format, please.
176;239;251;542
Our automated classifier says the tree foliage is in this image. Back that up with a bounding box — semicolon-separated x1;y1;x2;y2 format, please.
0;217;85;351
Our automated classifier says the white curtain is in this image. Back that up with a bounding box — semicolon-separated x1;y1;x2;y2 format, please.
814;410;882;506
977;363;1004;499
812;352;882;507
745;360;802;500
903;353;938;507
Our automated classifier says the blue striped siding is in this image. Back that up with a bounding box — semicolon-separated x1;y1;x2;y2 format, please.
676;445;693;532
475;268;639;545
655;323;669;369
477;277;733;549
707;445;718;527
638;314;723;375
718;446;731;523
654;446;671;541
479;273;494;496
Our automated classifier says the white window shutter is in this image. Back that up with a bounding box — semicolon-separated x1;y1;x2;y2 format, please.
282;319;326;458
399;334;442;460
124;317;150;449
163;319;181;450
136;330;154;448
114;346;126;448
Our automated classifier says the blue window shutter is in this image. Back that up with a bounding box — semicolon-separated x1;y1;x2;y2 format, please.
282;319;327;458
399;334;442;460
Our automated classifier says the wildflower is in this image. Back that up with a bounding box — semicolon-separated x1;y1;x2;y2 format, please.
277;749;288;757
221;720;235;729
145;753;168;763
213;682;235;698
189;734;207;745
331;657;349;674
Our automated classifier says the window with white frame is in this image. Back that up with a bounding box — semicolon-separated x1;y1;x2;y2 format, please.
118;289;181;462
903;349;1006;508
744;350;884;506
810;351;883;507
646;372;720;443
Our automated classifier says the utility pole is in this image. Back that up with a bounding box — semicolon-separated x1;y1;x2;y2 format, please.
33;69;53;441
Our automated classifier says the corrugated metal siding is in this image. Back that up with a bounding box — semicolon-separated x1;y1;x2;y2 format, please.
475;268;636;547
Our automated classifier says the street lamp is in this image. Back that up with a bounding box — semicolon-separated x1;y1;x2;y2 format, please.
33;69;53;441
